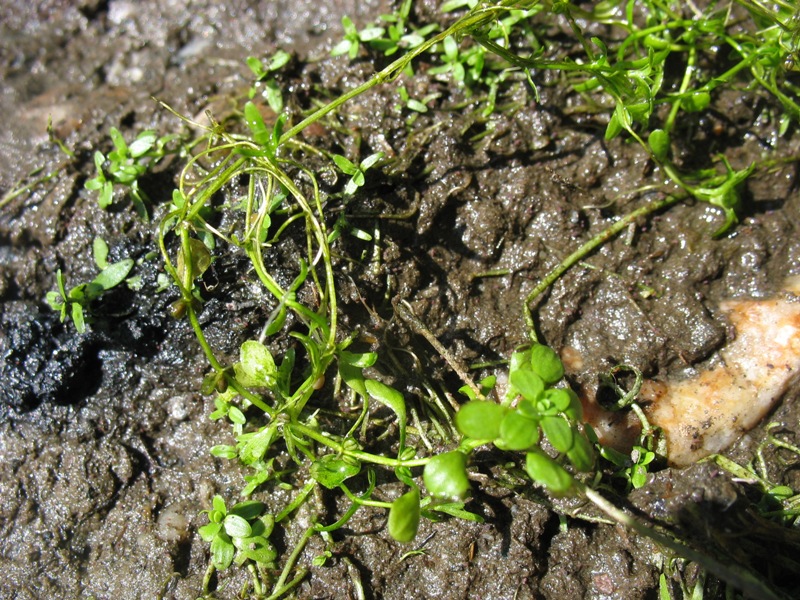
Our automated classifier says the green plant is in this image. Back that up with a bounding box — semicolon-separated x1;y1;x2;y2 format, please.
58;1;800;597
85;127;179;217
45;237;134;333
246;50;292;112
331;151;385;196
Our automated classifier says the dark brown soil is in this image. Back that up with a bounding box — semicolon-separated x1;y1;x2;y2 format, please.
1;1;799;599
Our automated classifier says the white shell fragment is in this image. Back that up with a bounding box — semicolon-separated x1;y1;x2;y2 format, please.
642;277;800;466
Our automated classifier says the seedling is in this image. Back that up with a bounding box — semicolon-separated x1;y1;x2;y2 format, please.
331;151;385;196
246;50;291;112
199;496;277;595
85;127;179;217
330;16;385;60
45;237;134;333
453;344;593;496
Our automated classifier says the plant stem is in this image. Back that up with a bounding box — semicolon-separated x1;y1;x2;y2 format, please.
278;0;540;145
290;422;429;468
524;194;682;343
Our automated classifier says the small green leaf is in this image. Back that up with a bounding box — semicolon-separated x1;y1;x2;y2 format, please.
339;351;378;368
339;361;367;397
509;369;544;402
210;445;238;459
238;426;276;465
244;101;270;146
310;454;361;489
212;495;227;516
230;500;266;521
235;536;277;565
542;388;572;413
525;452;574;494
238;340;277;387
92;258;134;291
92;237;110;270
98;181;113;209
198;522;222;542
71;303;86;333
360;151;384;171
423;451;470;500
210;533;235;570
648;128;670;162
498;411;540;451
177;238;212;282
332;154;358;175
365;379;407;451
246;56;266;78
455;401;507;440
529;344;564;384
566;432;595;472
388;488;420;543
541;416;574;453
683;91;710;112
128;131;157;157
227;406;246;426
223;514;252;538
46;291;65;312
605;111;624;140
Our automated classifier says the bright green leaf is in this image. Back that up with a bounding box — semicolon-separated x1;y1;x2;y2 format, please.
455;400;507;440
92;237;109;270
212;495;227;516
509;369;544;402
529;344;564;384
235;536;277;565
423;451;469;500
223;514;252;538
71;303;86;333
244;101;270;146
498;411;540;451
238;340;277;387
311;454;361;489
210;533;235;570
525;451;574;494
365;379;407;451
340;351;378;368
230;500;266;521
388;488;420;543
648;128;670;162
91;258;134;291
541;416;574;453
198;521;222;542
128;131;157;157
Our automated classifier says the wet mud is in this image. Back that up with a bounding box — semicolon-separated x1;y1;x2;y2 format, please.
1;1;799;599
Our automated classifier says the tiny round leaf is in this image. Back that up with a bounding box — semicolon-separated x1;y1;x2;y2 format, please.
423;451;469;500
498;411;540;451
529;344;564;384
455;401;507;440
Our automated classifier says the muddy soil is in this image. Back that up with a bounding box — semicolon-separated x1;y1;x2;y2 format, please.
1;1;799;599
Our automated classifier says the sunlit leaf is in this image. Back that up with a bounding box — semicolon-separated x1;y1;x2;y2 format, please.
388;488;420;543
423;451;469;500
455;400;507;440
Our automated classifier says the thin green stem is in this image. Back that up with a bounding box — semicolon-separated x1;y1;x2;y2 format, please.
270;525;315;596
278;0;540;145
524;194;682;343
290;422;429;468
